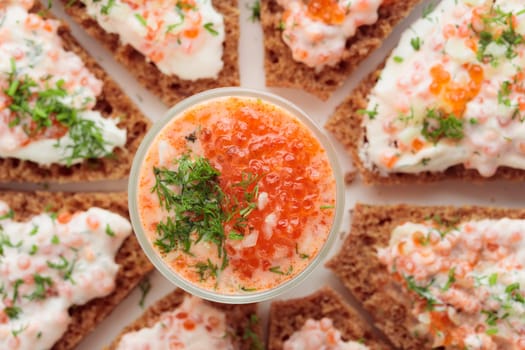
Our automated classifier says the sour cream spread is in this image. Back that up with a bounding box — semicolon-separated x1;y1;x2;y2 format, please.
0;201;131;350
361;0;525;177
116;295;234;350
0;1;126;166
278;0;382;70
378;218;525;349
81;0;225;80
284;318;369;350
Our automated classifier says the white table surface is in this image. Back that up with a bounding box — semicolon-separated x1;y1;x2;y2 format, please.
2;0;525;348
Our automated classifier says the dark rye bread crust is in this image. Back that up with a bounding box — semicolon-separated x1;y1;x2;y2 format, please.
268;287;389;350
0;3;150;183
325;63;525;184
106;288;263;350
0;191;153;350
61;0;240;106
261;0;421;101
326;203;525;349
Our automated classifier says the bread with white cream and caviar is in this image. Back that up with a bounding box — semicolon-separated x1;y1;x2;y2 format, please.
327;203;525;349
327;0;525;183
0;1;150;183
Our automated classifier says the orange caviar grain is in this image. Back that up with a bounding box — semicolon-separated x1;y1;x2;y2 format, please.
411;138;425;152
326;330;337;345
86;215;100;230
518;96;525;111
57;212;72;224
183;319;196;331
183;27;200;39
412;231;426;246
149;50;165;63
381;154;399;169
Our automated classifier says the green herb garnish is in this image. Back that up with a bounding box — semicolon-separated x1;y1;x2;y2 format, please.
204;22;219;36
4;63;112;165
138;277;151;308
357;103;379;120
421;109;464;143
249;0;261;22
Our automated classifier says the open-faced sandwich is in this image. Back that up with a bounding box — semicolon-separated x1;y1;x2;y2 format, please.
0;191;152;350
106;288;263;350
327;0;525;183
268;286;389;350
328;203;525;349
261;0;422;100
61;0;240;106
0;1;150;183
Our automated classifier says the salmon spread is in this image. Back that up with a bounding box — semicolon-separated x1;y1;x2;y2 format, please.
136;96;336;294
284;318;369;350
0;1;126;166
379;218;525;349
361;0;525;177
81;0;225;80
278;0;383;70
0;202;131;350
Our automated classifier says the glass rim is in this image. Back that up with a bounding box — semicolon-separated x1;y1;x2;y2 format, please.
128;87;345;304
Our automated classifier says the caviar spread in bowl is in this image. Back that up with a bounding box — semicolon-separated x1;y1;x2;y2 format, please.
129;88;343;303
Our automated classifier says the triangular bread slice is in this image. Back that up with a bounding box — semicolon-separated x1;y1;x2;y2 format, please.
0;191;153;350
106;288;263;350
60;0;240;106
261;0;422;101
268;286;390;349
0;3;150;183
326;203;525;349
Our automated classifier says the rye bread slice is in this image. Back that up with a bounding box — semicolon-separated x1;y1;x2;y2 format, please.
0;3;150;184
268;286;389;350
0;191;154;350
325;64;525;184
60;0;240;107
326;203;525;349
261;0;421;101
106;288;263;350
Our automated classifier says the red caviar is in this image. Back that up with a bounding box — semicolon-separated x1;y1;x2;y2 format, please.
429;63;484;116
307;0;346;25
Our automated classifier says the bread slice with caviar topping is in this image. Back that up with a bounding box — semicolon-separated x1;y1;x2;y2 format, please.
60;0;240;106
326;203;525;349
106;288;263;350
268;286;389;350
0;191;153;350
0;2;150;183
326;0;525;184
261;0;421;101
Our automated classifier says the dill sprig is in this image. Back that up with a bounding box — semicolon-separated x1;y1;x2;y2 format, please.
152;154;261;275
152;154;227;262
4;61;111;165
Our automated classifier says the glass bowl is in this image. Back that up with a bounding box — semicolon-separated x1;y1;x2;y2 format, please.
128;87;344;304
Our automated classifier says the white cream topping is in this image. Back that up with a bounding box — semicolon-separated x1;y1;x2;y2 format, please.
378;219;525;348
0;2;126;166
283;318;369;350
278;0;382;70
0;201;131;350
361;0;525;177
116;295;234;350
81;0;225;80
